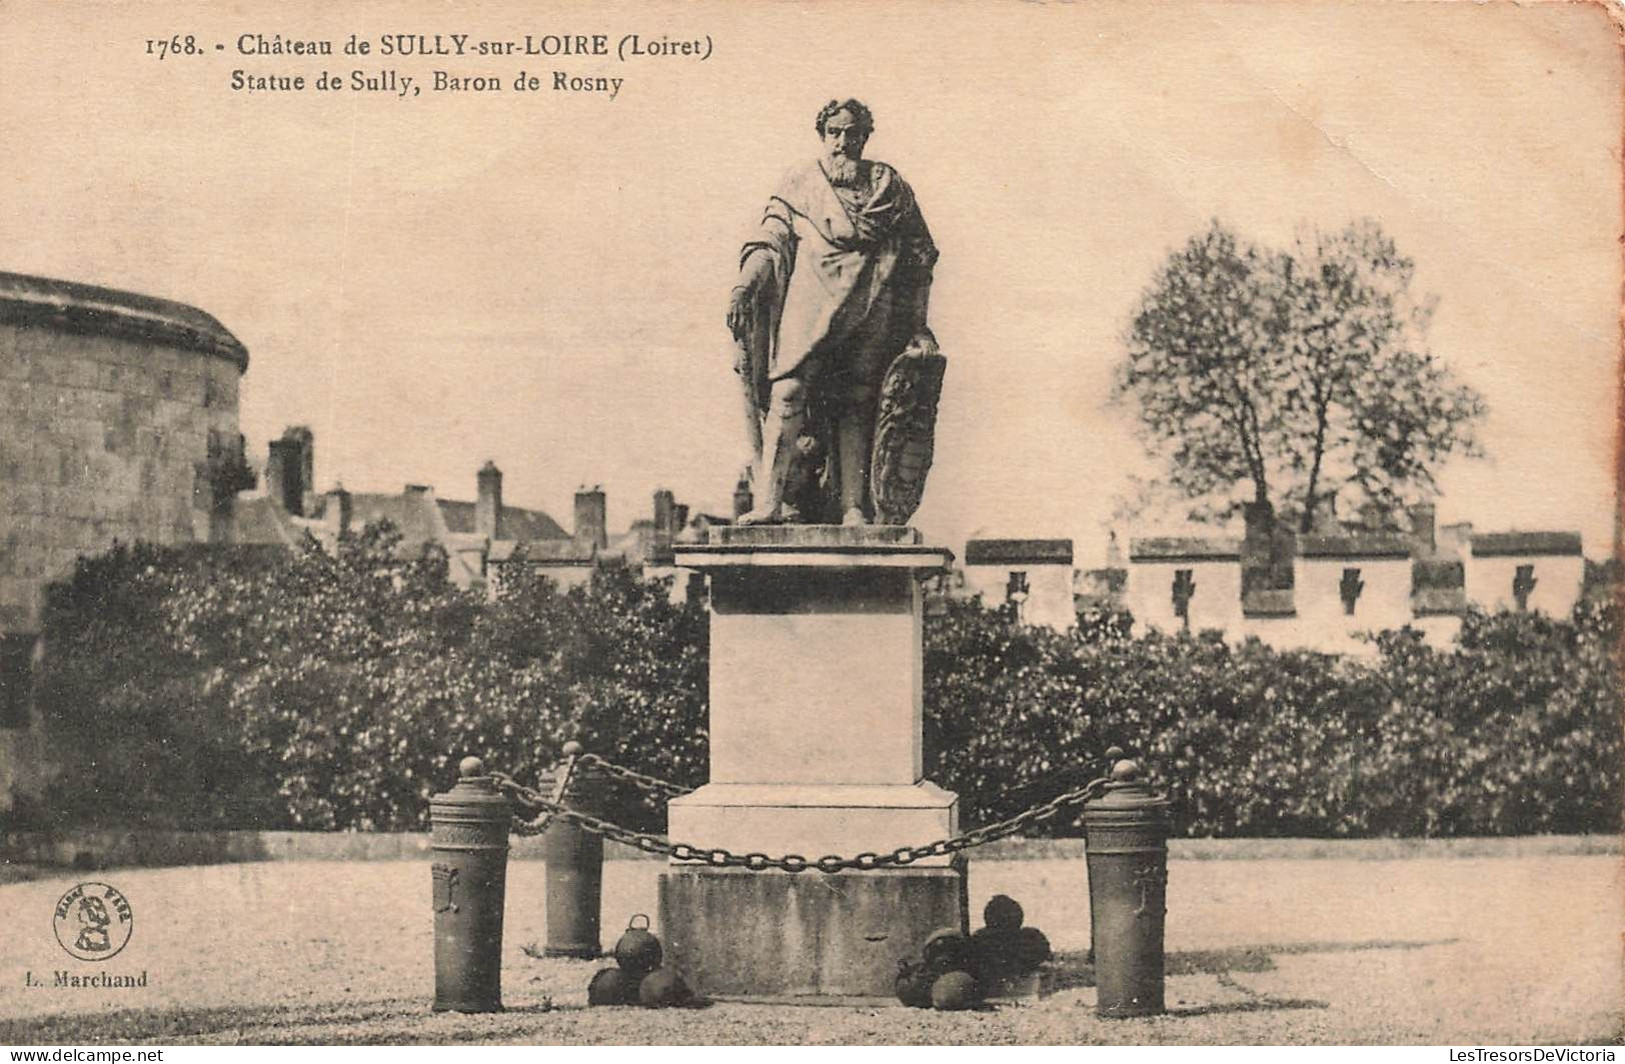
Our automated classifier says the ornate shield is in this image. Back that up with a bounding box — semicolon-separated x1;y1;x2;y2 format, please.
869;333;947;527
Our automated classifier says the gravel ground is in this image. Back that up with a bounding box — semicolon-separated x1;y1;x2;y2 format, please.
1;854;1620;1045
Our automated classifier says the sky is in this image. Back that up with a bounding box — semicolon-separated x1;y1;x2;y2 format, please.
2;0;1619;563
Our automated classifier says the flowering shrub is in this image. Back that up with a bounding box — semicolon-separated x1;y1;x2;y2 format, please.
926;598;1621;837
33;526;706;831
31;531;1621;838
33;542;287;829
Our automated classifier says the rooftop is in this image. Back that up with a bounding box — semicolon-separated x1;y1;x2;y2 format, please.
964;538;1074;566
1129;536;1243;562
1471;531;1583;558
437;498;568;542
1299;533;1413;559
0;270;248;369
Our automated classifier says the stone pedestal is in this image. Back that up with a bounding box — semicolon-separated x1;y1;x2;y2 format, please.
661;526;963;1001
658;866;966;1003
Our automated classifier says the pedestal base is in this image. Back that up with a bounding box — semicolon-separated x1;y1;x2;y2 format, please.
657;865;968;1001
667;781;958;867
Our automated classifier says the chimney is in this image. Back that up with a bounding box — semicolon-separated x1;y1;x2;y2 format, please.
292;427;314;516
733;473;754;519
1105;530;1124;568
674;503;690;534
265;442;287;513
1242;500;1275;565
574;486;607;550
653;488;676;538
477;461;504;542
1438;521;1473;558
1409;502;1437;556
266;426;313;517
1309;494;1338;534
325;484;353;538
1242;500;1295;592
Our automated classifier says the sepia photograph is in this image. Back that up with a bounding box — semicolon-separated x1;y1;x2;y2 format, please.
0;0;1620;1049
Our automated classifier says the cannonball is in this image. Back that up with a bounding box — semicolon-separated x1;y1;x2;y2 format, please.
614;926;663;975
982;894;1024;932
1015;926;1053;971
921;927;972;974
931;970;981;1011
969;925;1020;983
638;967;693;1008
587;967;636;1006
894;961;935;1009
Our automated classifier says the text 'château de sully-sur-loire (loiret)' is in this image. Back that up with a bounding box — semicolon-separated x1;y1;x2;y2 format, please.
220;32;708;100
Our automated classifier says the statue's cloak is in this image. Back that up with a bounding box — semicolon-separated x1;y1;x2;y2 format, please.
735;159;938;416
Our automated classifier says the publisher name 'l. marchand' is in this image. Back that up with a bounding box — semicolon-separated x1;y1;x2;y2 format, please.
24;970;150;989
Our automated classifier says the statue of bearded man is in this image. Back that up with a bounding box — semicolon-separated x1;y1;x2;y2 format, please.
726;98;940;526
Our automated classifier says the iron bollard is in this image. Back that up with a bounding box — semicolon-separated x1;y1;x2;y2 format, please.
1087;744;1125;965
1083;756;1171;1018
430;756;511;1013
542;742;606;958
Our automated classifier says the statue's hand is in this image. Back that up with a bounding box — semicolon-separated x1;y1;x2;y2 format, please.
726;286;753;343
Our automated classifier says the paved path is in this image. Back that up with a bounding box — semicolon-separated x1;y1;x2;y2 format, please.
1;854;1619;1044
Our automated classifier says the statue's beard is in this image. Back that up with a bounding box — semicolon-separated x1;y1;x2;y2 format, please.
825;154;866;189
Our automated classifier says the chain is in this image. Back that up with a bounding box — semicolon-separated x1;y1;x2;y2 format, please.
488;759;1112;873
574;753;696;800
508;747;582;837
507;751;694;836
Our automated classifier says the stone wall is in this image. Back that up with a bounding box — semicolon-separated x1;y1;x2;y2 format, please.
1469;553;1585;617
0;271;247;810
0;326;245;627
1127;557;1244;635
1289;555;1414;654
961;563;1076;629
960;539;1076;630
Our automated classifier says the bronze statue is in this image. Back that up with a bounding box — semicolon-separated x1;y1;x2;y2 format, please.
727;98;944;526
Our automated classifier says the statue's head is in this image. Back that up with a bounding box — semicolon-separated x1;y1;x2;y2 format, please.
815;99;874;166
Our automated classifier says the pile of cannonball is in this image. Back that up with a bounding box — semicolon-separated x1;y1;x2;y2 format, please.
894;895;1052;1011
969;894;1051;985
587;915;694;1008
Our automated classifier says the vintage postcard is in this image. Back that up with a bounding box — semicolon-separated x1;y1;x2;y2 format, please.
0;0;1620;1049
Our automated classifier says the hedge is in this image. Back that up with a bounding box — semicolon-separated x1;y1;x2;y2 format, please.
925;600;1621;837
25;527;1622;838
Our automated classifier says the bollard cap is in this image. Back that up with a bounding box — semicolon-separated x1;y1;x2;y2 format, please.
1086;757;1170;817
538;743;609;796
431;753;510;817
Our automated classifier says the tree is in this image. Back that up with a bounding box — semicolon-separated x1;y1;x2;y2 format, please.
1115;220;1486;532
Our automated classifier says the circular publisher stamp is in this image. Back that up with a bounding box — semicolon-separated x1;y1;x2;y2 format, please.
53;882;133;962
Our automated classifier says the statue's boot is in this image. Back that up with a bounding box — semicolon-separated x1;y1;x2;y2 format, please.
737;395;806;526
837;389;874;526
